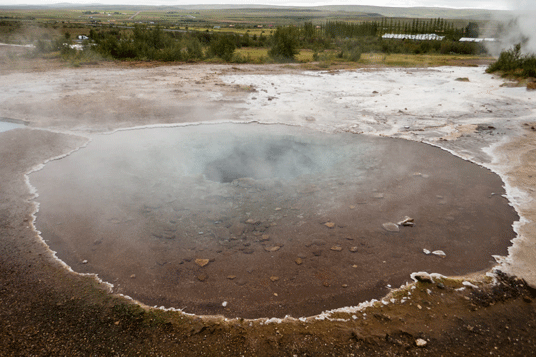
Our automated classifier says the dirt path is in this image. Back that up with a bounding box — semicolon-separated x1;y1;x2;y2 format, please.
1;60;535;355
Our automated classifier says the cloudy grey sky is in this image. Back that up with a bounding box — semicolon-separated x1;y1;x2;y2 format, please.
0;0;518;11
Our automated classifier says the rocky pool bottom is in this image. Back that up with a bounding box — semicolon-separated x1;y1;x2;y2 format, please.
30;123;518;318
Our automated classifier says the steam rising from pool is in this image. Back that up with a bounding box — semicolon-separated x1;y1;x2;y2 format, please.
30;123;517;318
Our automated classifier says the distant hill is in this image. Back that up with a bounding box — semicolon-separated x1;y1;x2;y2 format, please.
315;5;503;20
0;3;507;20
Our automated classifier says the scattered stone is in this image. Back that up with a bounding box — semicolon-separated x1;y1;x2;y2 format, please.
222;301;228;307
82;260;88;264
372;193;384;199
236;279;247;286
352;264;358;268
270;276;280;282
265;245;281;252
412;272;434;283
349;205;356;209
349;247;358;253
163;232;176;239
227;275;236;280
323;281;330;287
130;274;136;279
242;248;255;254
345;236;354;240
260;234;270;242
437;283;446;289
331;246;343;251
295;257;303;265
397;216;415;227
528;82;536;91
197;273;208;282
229;223;246;236
423;249;431;255
342;284;348;288
324;222;336;228
382;222;399;232
195;258;210;267
432;250;446;258
274;207;282;211
415;338;428;347
462;281;479;289
455;77;470;82
312;250;322;257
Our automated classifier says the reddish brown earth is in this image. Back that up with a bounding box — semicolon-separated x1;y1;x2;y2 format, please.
1;52;535;355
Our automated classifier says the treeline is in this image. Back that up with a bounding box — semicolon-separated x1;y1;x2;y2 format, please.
34;20;488;64
87;25;269;61
300;18;469;41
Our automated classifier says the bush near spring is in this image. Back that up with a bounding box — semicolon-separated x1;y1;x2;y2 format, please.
487;44;536;78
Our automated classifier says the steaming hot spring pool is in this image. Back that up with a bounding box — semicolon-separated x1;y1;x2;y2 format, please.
30;123;517;318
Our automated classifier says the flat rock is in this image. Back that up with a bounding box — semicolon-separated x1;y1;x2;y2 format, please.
382;222;400;232
264;245;281;252
324;222;336;228
432;250;446;258
195;258;210;267
397;216;415;226
331;246;343;251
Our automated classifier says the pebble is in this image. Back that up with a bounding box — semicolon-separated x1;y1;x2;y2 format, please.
415;338;427;347
349;247;358;252
324;222;335;228
197;273;208;282
260;234;270;241
227;275;236;280
412;272;434;283
222;301;228;307
423;249;431;255
195;258;210;267
397;216;415;226
330;246;343;251
264;246;281;252
270;276;280;282
130;274;136;279
382;222;400;232
82;260;88;264
295;258;303;265
432;250;446;258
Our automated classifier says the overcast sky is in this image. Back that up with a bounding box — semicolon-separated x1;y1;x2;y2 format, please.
0;0;519;11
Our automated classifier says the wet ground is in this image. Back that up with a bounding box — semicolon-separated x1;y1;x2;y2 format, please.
1;58;535;355
30;124;517;318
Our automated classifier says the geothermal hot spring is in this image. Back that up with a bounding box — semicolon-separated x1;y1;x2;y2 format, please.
30;123;517;318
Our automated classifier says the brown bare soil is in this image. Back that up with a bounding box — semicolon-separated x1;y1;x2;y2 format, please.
1;51;535;355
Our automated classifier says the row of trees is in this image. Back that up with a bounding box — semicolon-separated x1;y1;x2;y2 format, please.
298;18;476;41
43;20;486;64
